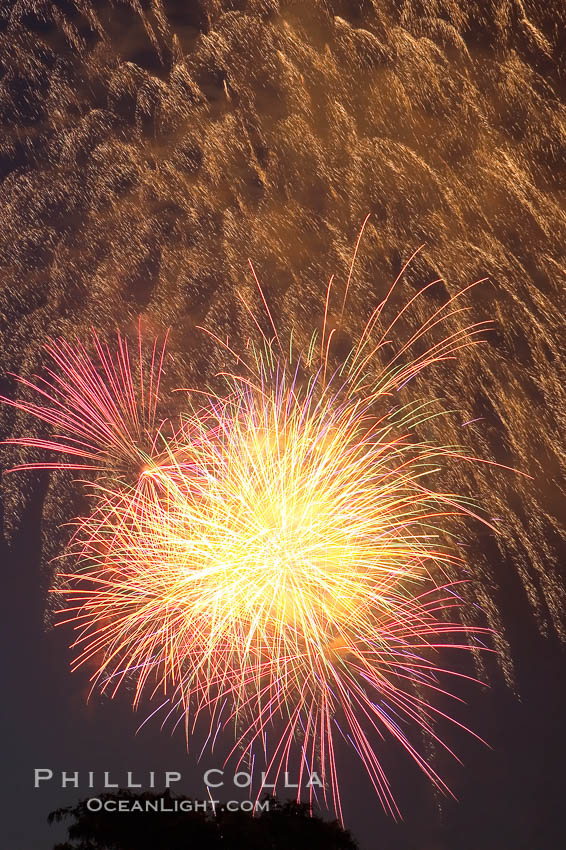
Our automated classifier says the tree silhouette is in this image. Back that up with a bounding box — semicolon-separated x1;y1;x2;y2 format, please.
48;790;359;849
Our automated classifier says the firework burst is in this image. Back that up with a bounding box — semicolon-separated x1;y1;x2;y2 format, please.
2;230;499;818
0;326;170;478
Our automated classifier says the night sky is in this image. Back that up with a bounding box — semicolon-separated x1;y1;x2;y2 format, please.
2;2;566;849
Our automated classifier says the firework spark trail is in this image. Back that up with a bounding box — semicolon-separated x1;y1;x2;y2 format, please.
1;236;501;817
0;325;170;475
